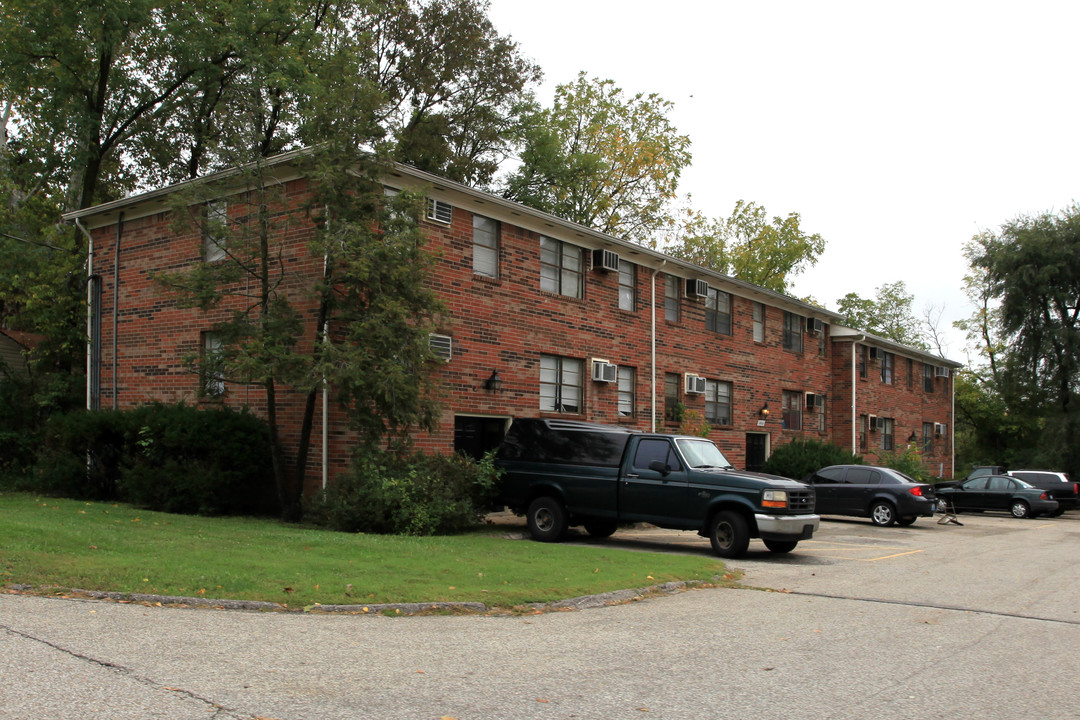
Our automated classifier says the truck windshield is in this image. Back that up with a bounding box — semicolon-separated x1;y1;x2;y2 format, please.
676;439;734;469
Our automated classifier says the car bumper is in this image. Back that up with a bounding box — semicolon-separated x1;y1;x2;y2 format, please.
756;513;820;541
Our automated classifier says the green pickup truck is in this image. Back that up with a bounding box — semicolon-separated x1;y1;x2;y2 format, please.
494;418;819;558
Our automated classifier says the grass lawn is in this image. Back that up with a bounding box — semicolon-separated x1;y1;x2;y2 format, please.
0;492;728;609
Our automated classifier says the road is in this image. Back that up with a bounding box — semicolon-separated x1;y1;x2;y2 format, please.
3;512;1079;720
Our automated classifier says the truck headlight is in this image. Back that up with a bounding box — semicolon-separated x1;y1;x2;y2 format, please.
762;490;788;508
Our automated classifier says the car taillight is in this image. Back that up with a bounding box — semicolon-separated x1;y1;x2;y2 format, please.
1040;492;1050;500
909;486;925;497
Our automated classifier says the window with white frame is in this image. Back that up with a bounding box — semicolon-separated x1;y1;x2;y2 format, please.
618;260;636;311
201;332;225;397
880;351;894;384
753;302;765;343
202;199;229;262
782;312;803;352
472;214;499;278
705;379;732;426
664;274;680;322
705;287;732;335
782;390;802;430
540;236;584;298
617;366;635;417
540;354;582;413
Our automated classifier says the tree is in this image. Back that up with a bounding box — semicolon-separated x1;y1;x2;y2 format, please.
665;200;825;294
501;73;692;244
836;281;928;349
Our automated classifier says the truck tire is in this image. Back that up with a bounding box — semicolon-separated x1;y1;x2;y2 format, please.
870;501;896;526
763;539;798;553
708;511;750;558
526;496;568;542
583;519;618;538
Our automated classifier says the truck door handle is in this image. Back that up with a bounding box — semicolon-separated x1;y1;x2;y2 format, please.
624;473;639;478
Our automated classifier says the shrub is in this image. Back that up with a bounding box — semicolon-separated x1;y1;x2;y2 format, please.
307;449;501;535
763;438;863;480
878;444;933;483
34;409;127;499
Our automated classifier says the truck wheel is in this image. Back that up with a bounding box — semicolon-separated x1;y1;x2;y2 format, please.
870;501;896;526
526;496;568;542
583;520;618;538
763;539;798;554
708;511;750;558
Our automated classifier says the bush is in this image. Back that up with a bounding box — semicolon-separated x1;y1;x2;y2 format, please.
307;449;501;535
34;410;127;499
878;445;933;483
763;438;863;480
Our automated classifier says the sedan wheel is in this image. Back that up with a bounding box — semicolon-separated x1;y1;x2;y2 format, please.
870;501;897;527
1010;500;1030;519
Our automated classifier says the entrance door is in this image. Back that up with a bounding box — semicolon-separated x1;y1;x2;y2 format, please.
454;415;509;459
745;433;769;471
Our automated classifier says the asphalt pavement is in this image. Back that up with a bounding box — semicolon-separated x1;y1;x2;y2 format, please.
4;512;1080;719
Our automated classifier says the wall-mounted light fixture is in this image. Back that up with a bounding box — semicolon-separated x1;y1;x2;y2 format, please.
759;402;770;418
908;431;918;443
483;369;502;393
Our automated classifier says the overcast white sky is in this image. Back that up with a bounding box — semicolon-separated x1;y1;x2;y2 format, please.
485;0;1080;363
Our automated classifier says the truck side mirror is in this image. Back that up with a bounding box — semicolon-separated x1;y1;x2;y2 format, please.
649;460;671;476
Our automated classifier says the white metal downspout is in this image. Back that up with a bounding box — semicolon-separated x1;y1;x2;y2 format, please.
950;372;955;479
321;209;331;490
850;336;865;454
75;219;94;411
650;260;667;432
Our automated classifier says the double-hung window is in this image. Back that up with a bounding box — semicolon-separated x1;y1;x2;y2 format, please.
618;260;636;311
922;422;933;453
202;199;229;262
664;274;680;322
664;372;680;421
782;390;802;430
923;363;934;392
540;236;584;298
705;380;732;426
201;332;225;397
539;355;582;414
617;366;635;417
782;312;803;352
881;417;895;450
880;351;894;384
705;288;732;335
473;214;499;278
753;302;765;343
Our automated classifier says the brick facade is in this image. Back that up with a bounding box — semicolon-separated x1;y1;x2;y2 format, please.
70;157;957;493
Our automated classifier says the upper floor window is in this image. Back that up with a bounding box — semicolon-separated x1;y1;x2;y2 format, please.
782;390;802;430
664;274;680;322
705;288;732;335
472;215;499;278
923;363;934;392
618;260;636;311
617;366;636;417
202;199;229;262
753;302;765;343
539;354;582;414
782;312;803;353
540;236;584;298
705;379;732;426
880;351;894;384
859;346;868;378
907;358;914;389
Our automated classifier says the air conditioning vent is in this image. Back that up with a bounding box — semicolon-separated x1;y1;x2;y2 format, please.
934;422;947;435
591;359;617;383
425;198;453;224
934;366;949;378
592;248;620;273
685;278;708;299
684;373;707;394
806;317;824;336
428;333;452;362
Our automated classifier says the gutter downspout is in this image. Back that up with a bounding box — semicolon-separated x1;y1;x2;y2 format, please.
850;336;865;454
950;371;956;479
75;219;94;411
322;247;330;490
650;260;667;432
112;213;124;410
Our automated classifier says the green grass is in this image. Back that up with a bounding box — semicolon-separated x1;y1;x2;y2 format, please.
0;492;727;608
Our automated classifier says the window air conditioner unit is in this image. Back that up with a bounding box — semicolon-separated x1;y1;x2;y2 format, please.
806;317;824;336
425;198;453;224
868;347;880;360
934;366;949;378
805;392;819;409
592;248;620;273
428;333;452;362
591;359;618;383
685;278;708;299
684;373;707;394
934;422;947;436
867;414;878;432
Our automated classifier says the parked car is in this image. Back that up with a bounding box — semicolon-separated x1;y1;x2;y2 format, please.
1006;470;1078;515
936;475;1058;518
799;465;936;527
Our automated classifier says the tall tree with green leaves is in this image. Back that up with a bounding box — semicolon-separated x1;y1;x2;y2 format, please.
501;72;692;244
836;281;928;349
665;200;825;294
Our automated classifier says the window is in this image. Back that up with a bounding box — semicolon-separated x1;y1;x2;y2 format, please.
881;417;895;450
907;359;914;389
806;393;825;431
539;355;582;413
618;260;636;311
705;380;732;426
664;372;680;422
472;214;499;278
426;198;453;224
633;438;681;472
540;236;584;298
923;363;934;392
202;199;228;262
201;332;225;397
782;390;802;430
782;312;803;352
859;415;868;450
859;346;868;378
753;302;765;343
705;288;732;334
664;274;680;322
617;366;635;417
922;422;933;453
880;351;893;384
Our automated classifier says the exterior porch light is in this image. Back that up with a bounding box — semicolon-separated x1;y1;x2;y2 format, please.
483;369;502;393
759;402;769;418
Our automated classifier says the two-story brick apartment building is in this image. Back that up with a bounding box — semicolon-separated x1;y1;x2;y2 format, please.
64;151;959;493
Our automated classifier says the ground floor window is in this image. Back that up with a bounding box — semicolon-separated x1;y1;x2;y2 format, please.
782;390;802;430
540;354;582;413
617;366;635;417
705;379;731;425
